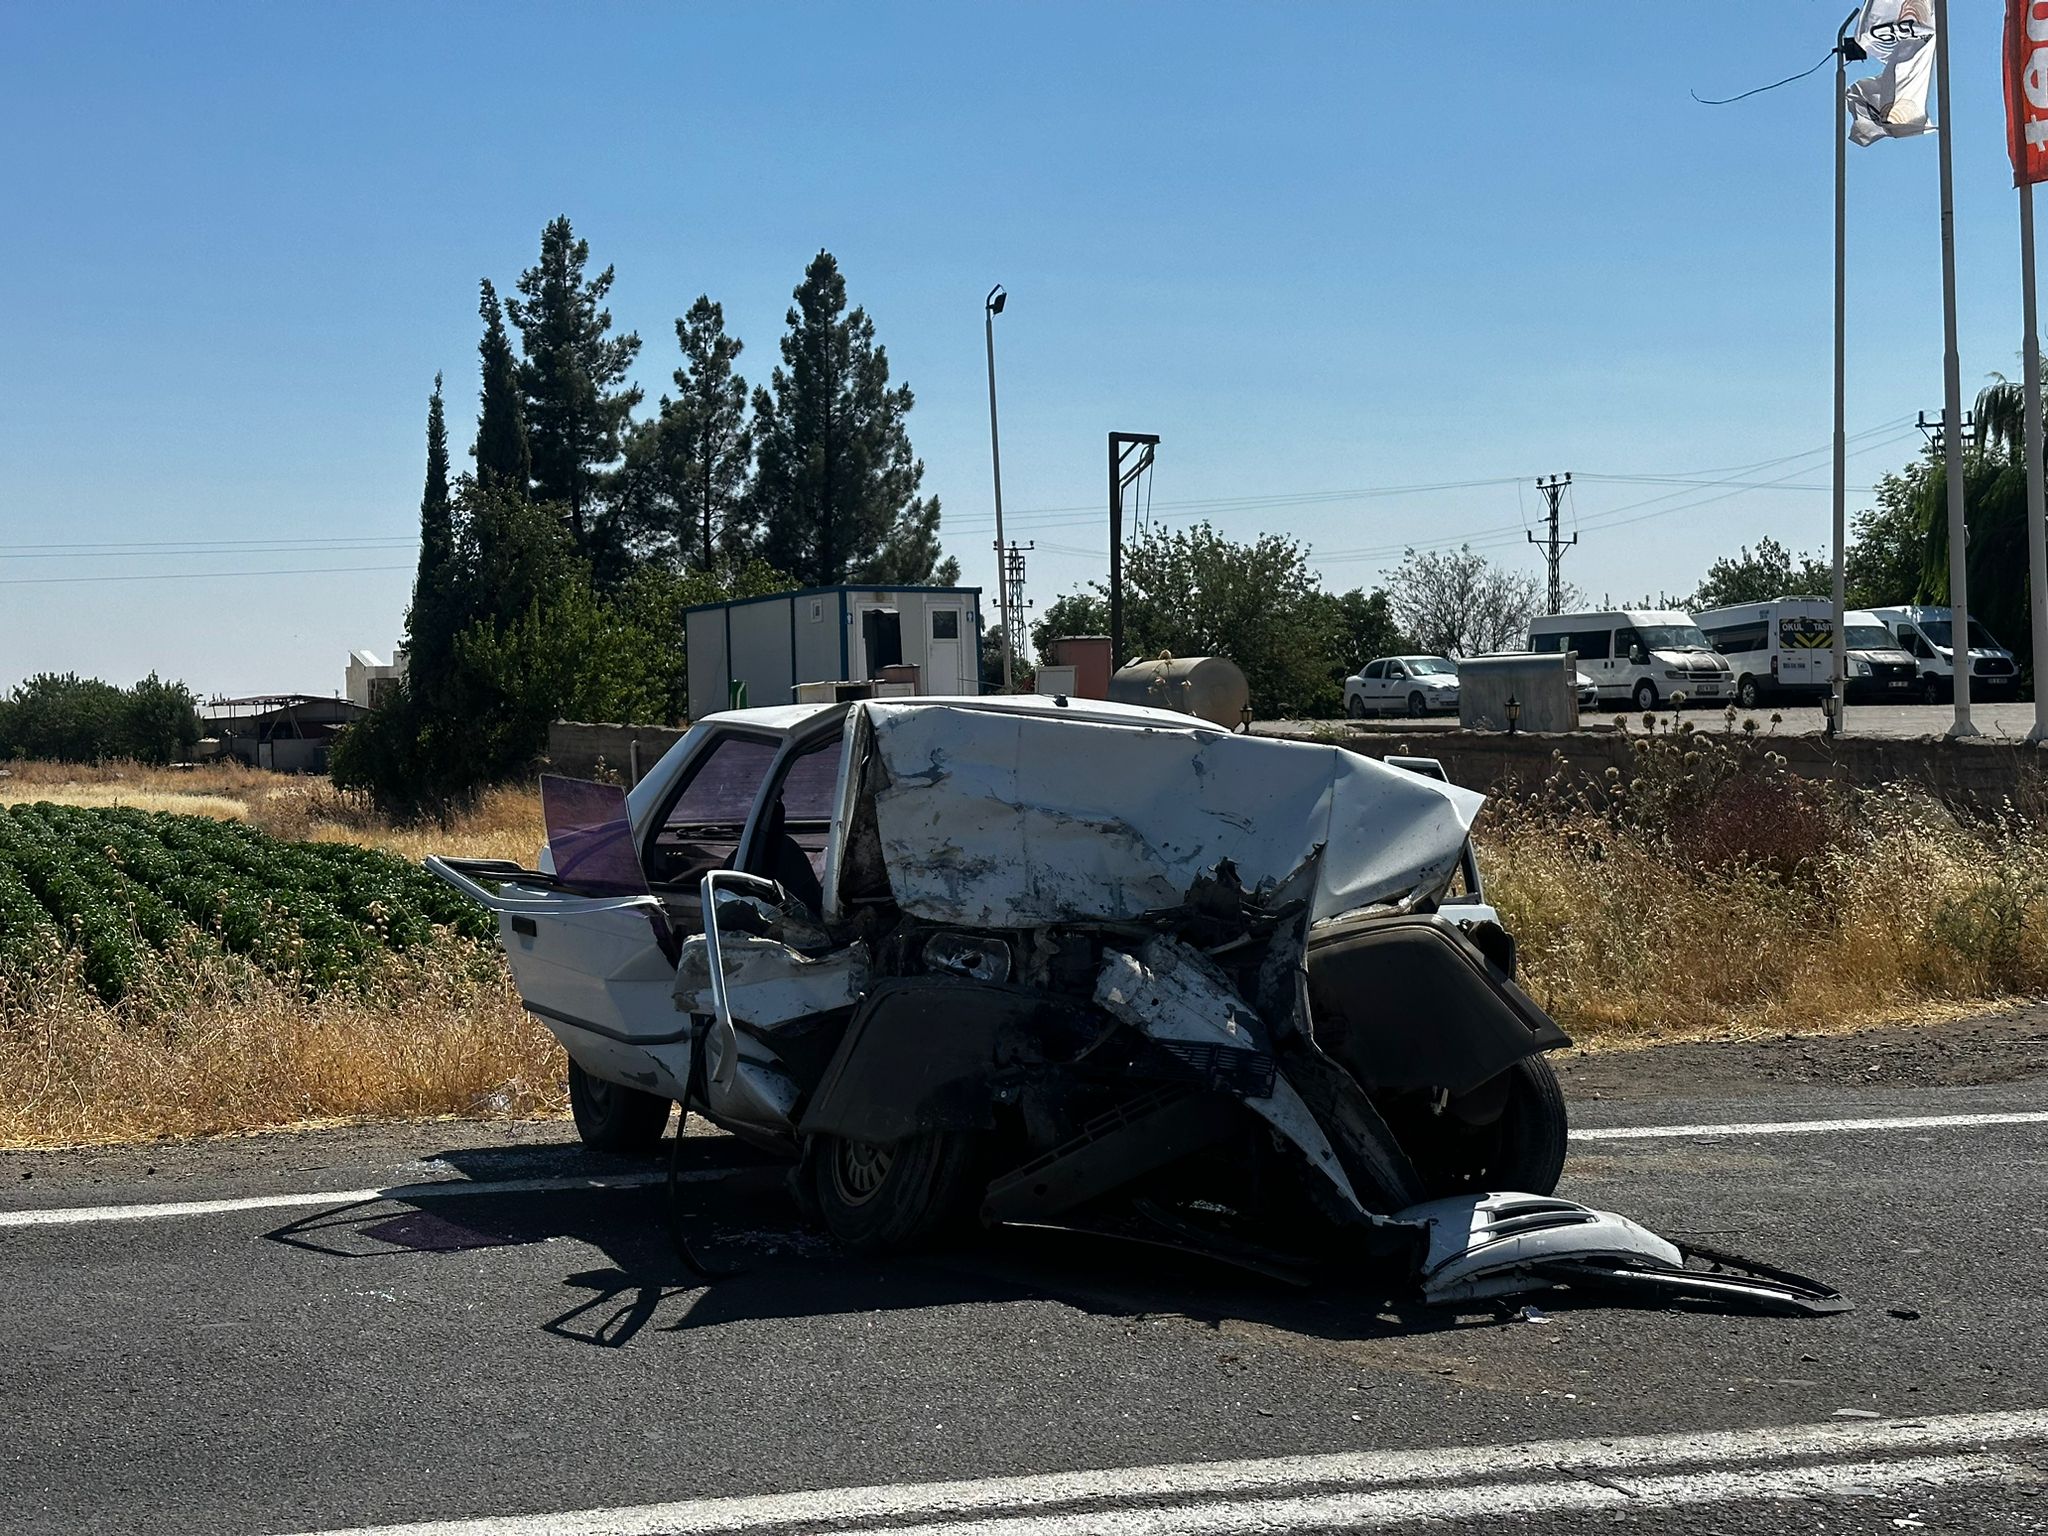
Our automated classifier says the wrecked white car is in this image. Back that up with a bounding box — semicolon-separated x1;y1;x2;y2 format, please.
430;696;1844;1312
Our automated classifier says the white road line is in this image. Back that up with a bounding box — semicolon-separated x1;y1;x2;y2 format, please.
7;1108;2042;1230
270;1409;2048;1536
0;1170;705;1228
1573;1109;2048;1141
837;1456;2021;1536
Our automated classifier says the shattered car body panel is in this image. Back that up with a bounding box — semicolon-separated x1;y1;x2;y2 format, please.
865;703;1484;928
432;694;1736;1300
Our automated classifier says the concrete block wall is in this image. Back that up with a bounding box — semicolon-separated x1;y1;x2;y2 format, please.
545;721;689;784
1340;728;2048;809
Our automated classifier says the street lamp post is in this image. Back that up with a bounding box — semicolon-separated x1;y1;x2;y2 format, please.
984;284;1012;694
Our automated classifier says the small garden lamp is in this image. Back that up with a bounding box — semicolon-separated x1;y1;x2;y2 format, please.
1505;693;1521;735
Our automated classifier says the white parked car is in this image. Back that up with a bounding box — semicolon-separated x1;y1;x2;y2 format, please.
430;696;1570;1267
1344;655;1461;719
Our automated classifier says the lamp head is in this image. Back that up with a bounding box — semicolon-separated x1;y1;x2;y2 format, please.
986;284;1007;315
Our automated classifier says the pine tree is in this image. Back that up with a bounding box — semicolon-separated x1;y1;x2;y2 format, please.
506;216;642;548
615;296;754;569
474;279;531;493
405;374;460;697
751;251;950;588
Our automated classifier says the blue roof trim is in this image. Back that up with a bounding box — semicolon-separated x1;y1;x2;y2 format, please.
682;583;983;617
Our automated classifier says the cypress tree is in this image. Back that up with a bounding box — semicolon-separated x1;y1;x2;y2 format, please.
474;279;531;493
506;216;641;548
405;374;459;696
751;251;948;588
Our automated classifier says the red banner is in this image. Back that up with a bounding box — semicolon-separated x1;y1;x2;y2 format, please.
2008;0;2048;184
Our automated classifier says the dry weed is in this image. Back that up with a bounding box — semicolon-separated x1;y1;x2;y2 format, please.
0;949;564;1146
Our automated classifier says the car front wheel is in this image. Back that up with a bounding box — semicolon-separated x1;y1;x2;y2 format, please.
810;1130;985;1254
1921;674;1942;705
1736;675;1760;708
1632;679;1658;712
1406;691;1427;718
567;1057;671;1154
1386;1055;1569;1199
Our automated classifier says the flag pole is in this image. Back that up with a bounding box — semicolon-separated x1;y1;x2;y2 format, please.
2023;180;2048;744
1934;0;1978;736
1832;9;1857;734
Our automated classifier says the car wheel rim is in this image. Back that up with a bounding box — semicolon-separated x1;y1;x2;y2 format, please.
831;1139;893;1205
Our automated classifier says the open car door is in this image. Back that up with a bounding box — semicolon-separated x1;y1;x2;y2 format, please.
428;776;698;1091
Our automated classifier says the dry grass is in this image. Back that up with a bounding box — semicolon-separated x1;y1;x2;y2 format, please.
0;950;565;1147
1481;735;2048;1047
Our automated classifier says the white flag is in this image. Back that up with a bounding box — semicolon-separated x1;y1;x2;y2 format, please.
1847;0;1937;145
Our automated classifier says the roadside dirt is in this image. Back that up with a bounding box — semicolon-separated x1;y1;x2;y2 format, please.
1553;1001;2048;1104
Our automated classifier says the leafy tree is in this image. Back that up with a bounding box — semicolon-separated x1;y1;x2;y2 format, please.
1030;523;1338;716
473;279;531;493
1317;587;1408;703
406;375;461;694
1892;383;2040;672
1384;545;1544;656
751;252;955;587
617;297;756;569
119;673;202;764
507;216;642;548
0;673;180;763
1689;536;1833;610
1846;467;1928;608
1031;592;1109;661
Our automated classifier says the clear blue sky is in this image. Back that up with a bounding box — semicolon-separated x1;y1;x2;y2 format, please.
0;2;2032;696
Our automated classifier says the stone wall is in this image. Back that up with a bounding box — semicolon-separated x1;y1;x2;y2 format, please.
544;721;689;784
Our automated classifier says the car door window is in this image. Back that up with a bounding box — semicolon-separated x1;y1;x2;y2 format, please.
1614;628;1641;662
1387;662;1407;680
745;735;843;915
1362;660;1385;679
644;733;779;890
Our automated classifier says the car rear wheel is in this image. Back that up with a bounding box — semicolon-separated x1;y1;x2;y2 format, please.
1632;679;1658;712
811;1130;985;1254
1390;1055;1569;1199
1346;693;1367;719
1406;691;1427;718
567;1058;671;1154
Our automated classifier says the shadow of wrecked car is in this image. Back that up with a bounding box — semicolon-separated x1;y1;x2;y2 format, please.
429;696;1844;1316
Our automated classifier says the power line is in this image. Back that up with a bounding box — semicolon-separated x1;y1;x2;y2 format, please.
0;564;417;587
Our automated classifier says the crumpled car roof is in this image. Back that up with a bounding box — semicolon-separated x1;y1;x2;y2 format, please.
863;702;1483;928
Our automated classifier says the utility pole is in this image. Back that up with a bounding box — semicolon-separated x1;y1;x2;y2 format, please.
1932;0;1977;737
1832;7;1859;733
1527;473;1576;615
1108;432;1160;667
984;285;1012;692
1000;540;1033;679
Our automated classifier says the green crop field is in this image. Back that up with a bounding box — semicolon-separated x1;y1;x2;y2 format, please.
0;802;497;1003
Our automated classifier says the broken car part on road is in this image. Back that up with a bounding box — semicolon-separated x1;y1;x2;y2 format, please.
430;695;1845;1314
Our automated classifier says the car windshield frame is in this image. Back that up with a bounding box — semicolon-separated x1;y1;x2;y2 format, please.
1405;657;1456;677
1845;625;1894;650
1636;625;1711;651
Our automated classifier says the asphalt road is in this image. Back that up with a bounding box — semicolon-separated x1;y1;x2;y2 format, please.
1262;700;2043;740
4;1040;2047;1534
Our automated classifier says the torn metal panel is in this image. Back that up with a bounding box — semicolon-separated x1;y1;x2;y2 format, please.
1094;936;1367;1217
673;935;868;1029
1402;1192;1851;1315
862;703;1482;928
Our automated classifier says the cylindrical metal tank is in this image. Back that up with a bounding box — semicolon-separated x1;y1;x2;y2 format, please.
1108;654;1251;728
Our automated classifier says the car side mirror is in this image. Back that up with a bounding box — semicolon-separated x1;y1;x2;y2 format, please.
1629;645;1645;664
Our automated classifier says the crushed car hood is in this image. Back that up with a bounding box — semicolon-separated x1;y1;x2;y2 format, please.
864;703;1483;928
